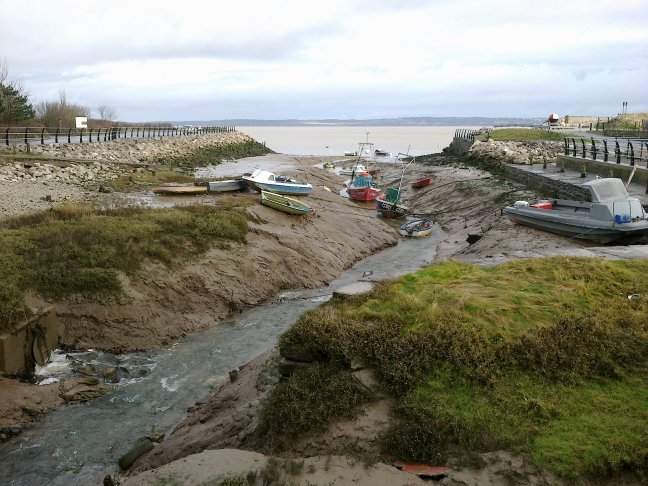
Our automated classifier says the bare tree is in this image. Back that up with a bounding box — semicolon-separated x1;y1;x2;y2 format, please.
97;104;118;121
36;90;90;128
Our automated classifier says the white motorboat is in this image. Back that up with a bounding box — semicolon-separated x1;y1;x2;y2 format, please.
504;178;648;243
242;169;313;195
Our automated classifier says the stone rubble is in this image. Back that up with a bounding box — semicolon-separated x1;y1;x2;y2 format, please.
0;130;254;166
468;139;564;164
0;131;255;218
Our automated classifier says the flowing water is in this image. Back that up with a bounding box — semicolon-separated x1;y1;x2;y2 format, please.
0;228;445;486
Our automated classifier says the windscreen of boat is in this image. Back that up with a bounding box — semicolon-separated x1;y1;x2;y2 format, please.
612;199;646;219
587;179;629;202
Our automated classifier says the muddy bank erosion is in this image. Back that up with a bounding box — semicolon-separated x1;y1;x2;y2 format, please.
126;151;648;485
0;139;399;429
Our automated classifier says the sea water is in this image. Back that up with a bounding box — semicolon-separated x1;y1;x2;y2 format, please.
238;126;483;156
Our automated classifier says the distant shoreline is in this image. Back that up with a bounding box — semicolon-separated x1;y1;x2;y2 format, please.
172;116;544;127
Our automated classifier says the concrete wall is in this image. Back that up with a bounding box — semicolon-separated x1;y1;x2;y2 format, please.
557;155;648;186
0;307;58;375
501;164;591;200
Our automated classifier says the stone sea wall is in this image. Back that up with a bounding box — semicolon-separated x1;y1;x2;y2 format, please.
0;160;128;185
0;131;255;165
468;140;563;164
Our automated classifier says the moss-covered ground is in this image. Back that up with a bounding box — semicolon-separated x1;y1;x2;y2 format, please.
0;203;249;330
259;257;648;480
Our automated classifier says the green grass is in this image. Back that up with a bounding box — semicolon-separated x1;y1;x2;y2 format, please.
265;257;648;479
0;203;248;330
256;363;371;449
486;128;575;142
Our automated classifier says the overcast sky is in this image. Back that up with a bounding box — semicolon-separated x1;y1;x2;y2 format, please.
2;0;647;122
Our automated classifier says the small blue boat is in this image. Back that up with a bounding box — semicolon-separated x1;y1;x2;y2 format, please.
242;169;313;196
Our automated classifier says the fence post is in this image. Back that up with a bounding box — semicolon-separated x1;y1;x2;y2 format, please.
5;127;9;146
628;142;635;166
41;127;46;145
603;140;608;162
563;138;569;155
571;138;577;156
68;128;72;143
615;141;620;164
580;138;587;158
591;138;597;160
96;128;101;142
24;127;29;145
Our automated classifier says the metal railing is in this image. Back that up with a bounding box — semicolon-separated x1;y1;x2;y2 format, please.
2;125;236;147
454;129;480;141
562;137;648;168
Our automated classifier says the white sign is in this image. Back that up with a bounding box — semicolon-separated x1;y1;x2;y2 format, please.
75;116;88;129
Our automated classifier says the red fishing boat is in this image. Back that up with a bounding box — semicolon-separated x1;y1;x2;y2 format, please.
347;171;381;201
411;177;434;188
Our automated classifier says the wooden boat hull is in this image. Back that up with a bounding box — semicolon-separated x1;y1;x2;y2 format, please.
399;219;433;237
261;190;313;215
152;185;208;195
208;179;247;192
411;177;434;188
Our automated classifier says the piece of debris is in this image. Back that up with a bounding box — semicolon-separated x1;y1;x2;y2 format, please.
628;294;640;300
393;461;450;479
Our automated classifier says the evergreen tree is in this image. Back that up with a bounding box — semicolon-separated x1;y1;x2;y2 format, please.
0;82;35;123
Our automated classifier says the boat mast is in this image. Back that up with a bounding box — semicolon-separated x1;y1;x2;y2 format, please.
395;146;414;198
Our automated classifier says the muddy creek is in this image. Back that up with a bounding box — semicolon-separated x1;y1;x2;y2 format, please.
0;228;444;485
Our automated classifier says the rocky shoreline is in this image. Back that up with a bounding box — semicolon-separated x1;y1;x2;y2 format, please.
0;130;255;164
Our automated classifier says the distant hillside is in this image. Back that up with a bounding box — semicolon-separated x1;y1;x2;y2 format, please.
174;117;544;127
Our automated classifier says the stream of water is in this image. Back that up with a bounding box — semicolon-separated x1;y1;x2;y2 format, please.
0;228;445;485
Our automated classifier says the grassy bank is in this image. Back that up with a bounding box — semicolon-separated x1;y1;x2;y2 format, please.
485;128;571;142
0;203;249;330
259;257;648;479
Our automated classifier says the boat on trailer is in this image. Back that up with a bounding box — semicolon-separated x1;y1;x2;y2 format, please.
503;178;648;243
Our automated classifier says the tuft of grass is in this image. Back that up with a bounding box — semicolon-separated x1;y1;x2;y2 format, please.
0;203;248;330
267;257;648;479
256;363;372;450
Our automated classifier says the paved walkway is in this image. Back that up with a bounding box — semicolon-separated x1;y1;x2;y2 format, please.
513;161;648;206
